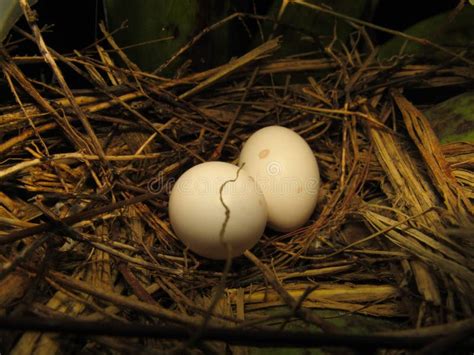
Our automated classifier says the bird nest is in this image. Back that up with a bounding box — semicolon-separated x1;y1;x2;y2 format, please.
0;4;473;354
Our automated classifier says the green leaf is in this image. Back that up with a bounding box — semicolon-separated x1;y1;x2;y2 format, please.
424;92;474;144
104;0;201;72
104;0;238;73
379;6;474;60
244;307;401;355
0;0;38;43
256;0;373;58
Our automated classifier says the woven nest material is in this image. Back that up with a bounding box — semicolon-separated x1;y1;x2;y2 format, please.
1;3;474;354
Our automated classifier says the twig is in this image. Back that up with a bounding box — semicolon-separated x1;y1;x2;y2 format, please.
179;37;281;100
117;263;160;305
416;317;474;354
244;250;339;333
0;122;56;154
154;12;244;73
49;271;206;327
0;234;50;281
19;0;107;162
0;152;162;180
0;49;90;152
1;316;473;350
210;67;259;160
0;192;158;245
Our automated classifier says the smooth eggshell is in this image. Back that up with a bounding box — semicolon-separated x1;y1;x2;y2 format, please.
169;162;267;259
238;126;320;232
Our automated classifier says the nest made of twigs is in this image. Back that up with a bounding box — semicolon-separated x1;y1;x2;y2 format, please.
1;2;474;354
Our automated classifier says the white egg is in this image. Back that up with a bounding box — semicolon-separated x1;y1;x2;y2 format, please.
238;126;320;232
168;162;267;259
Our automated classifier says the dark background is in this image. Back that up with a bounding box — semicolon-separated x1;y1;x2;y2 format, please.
12;0;459;57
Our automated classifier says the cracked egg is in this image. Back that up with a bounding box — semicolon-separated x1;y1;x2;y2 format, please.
168;162;267;259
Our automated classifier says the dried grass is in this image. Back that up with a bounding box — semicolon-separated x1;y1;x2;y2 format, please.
0;2;473;353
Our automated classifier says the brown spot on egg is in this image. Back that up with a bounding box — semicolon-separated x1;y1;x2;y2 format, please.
297;186;303;193
259;149;270;159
